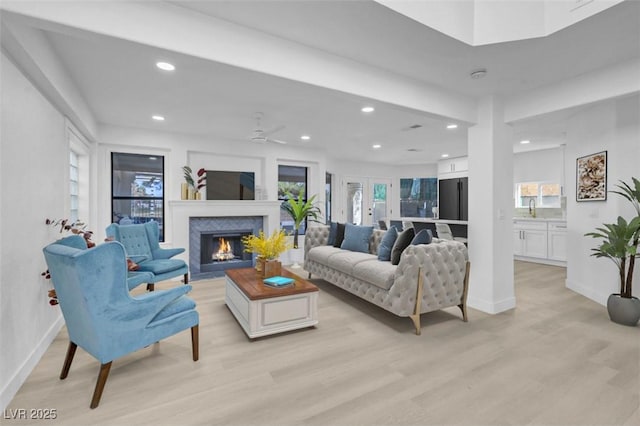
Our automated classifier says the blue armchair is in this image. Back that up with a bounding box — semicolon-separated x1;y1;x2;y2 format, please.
43;235;199;408
106;221;189;291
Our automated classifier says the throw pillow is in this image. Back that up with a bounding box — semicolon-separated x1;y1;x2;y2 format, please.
377;226;398;261
333;223;346;248
390;227;415;265
411;229;433;245
341;223;374;253
327;222;338;245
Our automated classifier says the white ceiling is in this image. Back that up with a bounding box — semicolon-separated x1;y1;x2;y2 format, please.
12;0;640;164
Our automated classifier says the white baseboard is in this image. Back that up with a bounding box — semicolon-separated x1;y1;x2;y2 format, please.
467;295;516;314
566;279;608;306
0;316;64;411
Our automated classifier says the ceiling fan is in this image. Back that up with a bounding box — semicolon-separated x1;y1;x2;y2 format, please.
250;112;288;144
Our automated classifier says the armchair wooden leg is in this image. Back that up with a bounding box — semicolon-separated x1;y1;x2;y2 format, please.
60;342;77;380
146;283;155;292
184;273;189;284
191;325;199;361
90;362;112;409
308;272;312;279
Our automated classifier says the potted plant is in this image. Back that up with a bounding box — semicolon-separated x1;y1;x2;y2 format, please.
280;192;321;249
242;229;292;277
586;178;640;326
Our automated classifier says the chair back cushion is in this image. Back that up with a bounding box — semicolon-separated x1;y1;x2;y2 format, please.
43;240;130;360
106;223;153;261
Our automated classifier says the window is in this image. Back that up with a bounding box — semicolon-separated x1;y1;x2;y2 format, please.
515;182;562;208
278;165;308;233
400;178;438;218
112;153;165;240
69;150;79;223
325;172;332;224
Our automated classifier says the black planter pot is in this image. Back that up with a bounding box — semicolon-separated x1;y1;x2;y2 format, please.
607;294;640;326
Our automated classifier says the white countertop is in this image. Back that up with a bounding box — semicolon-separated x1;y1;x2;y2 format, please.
513;217;566;222
395;218;469;225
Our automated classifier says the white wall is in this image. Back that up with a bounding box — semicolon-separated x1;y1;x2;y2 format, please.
96;125;329;244
0;52;68;410
565;95;640;305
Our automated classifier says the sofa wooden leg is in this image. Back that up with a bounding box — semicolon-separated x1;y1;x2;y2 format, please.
60;341;77;380
459;261;471;322
184;273;189;284
308;272;312;279
409;314;421;335
411;268;424;335
146;283;155;292
90;362;112;409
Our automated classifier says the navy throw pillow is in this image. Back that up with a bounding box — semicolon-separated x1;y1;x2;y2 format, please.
341;223;374;253
390;227;415;265
377;226;398;261
411;229;433;245
327;222;338;245
333;223;346;248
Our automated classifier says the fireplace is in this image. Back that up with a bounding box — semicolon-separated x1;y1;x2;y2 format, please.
189;216;263;280
200;230;253;273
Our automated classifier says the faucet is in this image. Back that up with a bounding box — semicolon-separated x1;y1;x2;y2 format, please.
529;199;536;218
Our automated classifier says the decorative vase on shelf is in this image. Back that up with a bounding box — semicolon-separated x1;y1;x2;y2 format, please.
181;183;188;200
187;187;195;200
195;192;202;200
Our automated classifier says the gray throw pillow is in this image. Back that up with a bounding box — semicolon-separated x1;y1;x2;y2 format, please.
411;229;432;245
327;222;338;245
341;223;374;253
377;226;398;261
390;227;415;265
333;223;346;248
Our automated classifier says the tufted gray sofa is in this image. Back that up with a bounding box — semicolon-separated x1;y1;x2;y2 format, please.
304;225;470;334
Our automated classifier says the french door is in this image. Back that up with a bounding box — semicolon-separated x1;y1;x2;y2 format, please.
343;177;391;227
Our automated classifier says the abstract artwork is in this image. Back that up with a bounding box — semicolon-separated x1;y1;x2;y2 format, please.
576;151;607;201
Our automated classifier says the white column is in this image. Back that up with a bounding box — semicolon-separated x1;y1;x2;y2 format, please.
467;96;516;313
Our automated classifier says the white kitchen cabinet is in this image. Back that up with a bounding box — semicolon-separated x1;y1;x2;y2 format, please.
513;220;548;259
547;221;567;261
438;156;468;177
513;219;567;265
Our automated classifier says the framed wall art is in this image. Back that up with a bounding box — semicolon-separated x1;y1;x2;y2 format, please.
576;151;607;201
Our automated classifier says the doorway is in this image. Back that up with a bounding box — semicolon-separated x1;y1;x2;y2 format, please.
343;177;391;227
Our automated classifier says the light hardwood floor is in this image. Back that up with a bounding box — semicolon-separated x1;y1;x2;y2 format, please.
6;262;639;425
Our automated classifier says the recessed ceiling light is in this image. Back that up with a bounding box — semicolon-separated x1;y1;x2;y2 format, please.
446;124;458;129
361;106;375;113
470;68;487;79
441;154;450;158
156;62;175;71
520;140;531;144
372;144;382;149
152;115;165;121
300;135;311;141
149;156;157;160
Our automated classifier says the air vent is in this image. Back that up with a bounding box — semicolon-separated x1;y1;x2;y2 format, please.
402;124;422;131
406;148;423;152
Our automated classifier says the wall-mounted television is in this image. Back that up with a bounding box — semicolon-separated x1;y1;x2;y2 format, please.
205;171;255;200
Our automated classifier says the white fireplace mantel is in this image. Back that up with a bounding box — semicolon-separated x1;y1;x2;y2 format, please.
167;200;282;264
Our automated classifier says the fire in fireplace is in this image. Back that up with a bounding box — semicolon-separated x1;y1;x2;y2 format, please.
214;238;235;261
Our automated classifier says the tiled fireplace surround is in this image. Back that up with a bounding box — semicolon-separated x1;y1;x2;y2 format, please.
168;201;282;281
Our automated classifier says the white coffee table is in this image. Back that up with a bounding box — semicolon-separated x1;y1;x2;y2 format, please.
225;268;319;339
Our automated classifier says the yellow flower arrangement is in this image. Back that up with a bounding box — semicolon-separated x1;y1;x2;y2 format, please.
242;229;292;260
